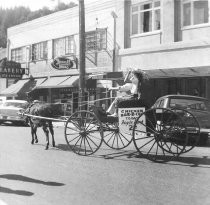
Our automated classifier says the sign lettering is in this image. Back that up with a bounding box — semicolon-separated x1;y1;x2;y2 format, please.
51;56;78;70
118;107;146;136
0;58;25;79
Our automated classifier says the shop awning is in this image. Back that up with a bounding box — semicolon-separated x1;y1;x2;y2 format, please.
90;67;210;80
58;75;79;87
0;79;30;97
35;76;69;89
144;66;210;79
0;78;46;97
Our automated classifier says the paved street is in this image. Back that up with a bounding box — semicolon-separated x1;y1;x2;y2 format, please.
0;123;210;205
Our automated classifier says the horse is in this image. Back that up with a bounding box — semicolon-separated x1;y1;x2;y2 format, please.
24;101;62;150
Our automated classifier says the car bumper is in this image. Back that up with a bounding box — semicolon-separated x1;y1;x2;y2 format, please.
0;115;25;122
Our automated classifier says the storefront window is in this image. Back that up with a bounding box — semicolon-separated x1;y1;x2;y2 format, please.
182;0;209;27
131;1;161;35
31;41;48;61
11;47;24;62
53;36;74;57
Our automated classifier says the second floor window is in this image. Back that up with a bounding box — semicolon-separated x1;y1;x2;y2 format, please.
131;1;161;35
53;36;74;57
11;47;24;63
183;0;209;27
32;41;48;61
85;28;107;51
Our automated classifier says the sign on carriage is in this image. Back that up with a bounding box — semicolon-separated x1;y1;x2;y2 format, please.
118;107;146;135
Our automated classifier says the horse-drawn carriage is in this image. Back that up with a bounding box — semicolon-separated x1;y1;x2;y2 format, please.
20;89;208;163
63;97;202;162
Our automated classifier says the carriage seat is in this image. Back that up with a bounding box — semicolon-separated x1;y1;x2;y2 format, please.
90;106;118;123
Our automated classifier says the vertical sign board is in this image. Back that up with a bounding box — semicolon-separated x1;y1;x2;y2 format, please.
118;107;146;136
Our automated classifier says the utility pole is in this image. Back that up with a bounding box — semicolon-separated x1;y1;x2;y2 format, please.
79;0;86;110
111;11;118;73
111;11;118;90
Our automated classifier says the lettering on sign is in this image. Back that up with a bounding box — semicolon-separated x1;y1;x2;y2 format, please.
0;58;25;78
51;56;78;70
118;107;146;135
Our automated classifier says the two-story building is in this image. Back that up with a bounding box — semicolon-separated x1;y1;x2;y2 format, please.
119;0;210;105
1;0;120;112
1;0;210;110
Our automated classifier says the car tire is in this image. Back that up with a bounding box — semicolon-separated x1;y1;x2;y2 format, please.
198;133;208;146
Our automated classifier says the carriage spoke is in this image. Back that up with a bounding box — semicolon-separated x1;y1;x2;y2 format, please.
104;132;116;144
111;134;116;148
163;142;176;156
68;134;80;143
137;120;158;134
66;126;80;133
118;133;126;147
77;136;84;155
133;128;148;134
72;135;82;151
134;135;154;141
85;137;94;153
85;117;97;131
138;137;155;150
146;140;156;156
86;134;100;147
65;111;103;155
119;132;131;143
86;123;99;132
70;119;80;130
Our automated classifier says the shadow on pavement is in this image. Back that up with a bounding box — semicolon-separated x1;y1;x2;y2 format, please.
56;144;72;152
0;174;65;186
0;186;33;196
97;150;210;168
56;144;210;168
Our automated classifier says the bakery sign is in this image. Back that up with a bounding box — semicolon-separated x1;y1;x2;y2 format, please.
51;56;78;70
0;58;25;78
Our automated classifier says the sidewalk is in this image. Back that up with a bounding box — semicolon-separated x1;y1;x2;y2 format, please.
53;121;66;128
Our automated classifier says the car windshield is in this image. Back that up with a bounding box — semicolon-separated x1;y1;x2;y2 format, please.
3;102;28;109
169;98;210;111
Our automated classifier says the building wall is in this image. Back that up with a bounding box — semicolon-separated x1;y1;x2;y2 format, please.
119;40;210;71
127;0;175;48
119;0;210;103
182;26;210;41
7;0;119;77
6;0;210;103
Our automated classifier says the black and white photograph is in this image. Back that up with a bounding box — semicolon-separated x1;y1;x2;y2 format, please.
0;0;210;204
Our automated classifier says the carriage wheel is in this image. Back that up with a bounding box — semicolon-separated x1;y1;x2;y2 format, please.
171;108;200;153
64;111;103;156
133;108;188;162
103;122;133;150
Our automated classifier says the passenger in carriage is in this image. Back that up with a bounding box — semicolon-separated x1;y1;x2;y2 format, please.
107;69;149;117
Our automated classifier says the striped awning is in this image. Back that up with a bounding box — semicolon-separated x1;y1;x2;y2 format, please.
0;78;46;97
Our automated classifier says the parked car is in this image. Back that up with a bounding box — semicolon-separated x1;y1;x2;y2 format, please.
152;95;210;145
0;100;29;126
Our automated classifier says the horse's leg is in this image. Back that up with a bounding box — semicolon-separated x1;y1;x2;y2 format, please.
34;125;38;143
49;121;55;147
42;124;49;150
29;119;35;145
